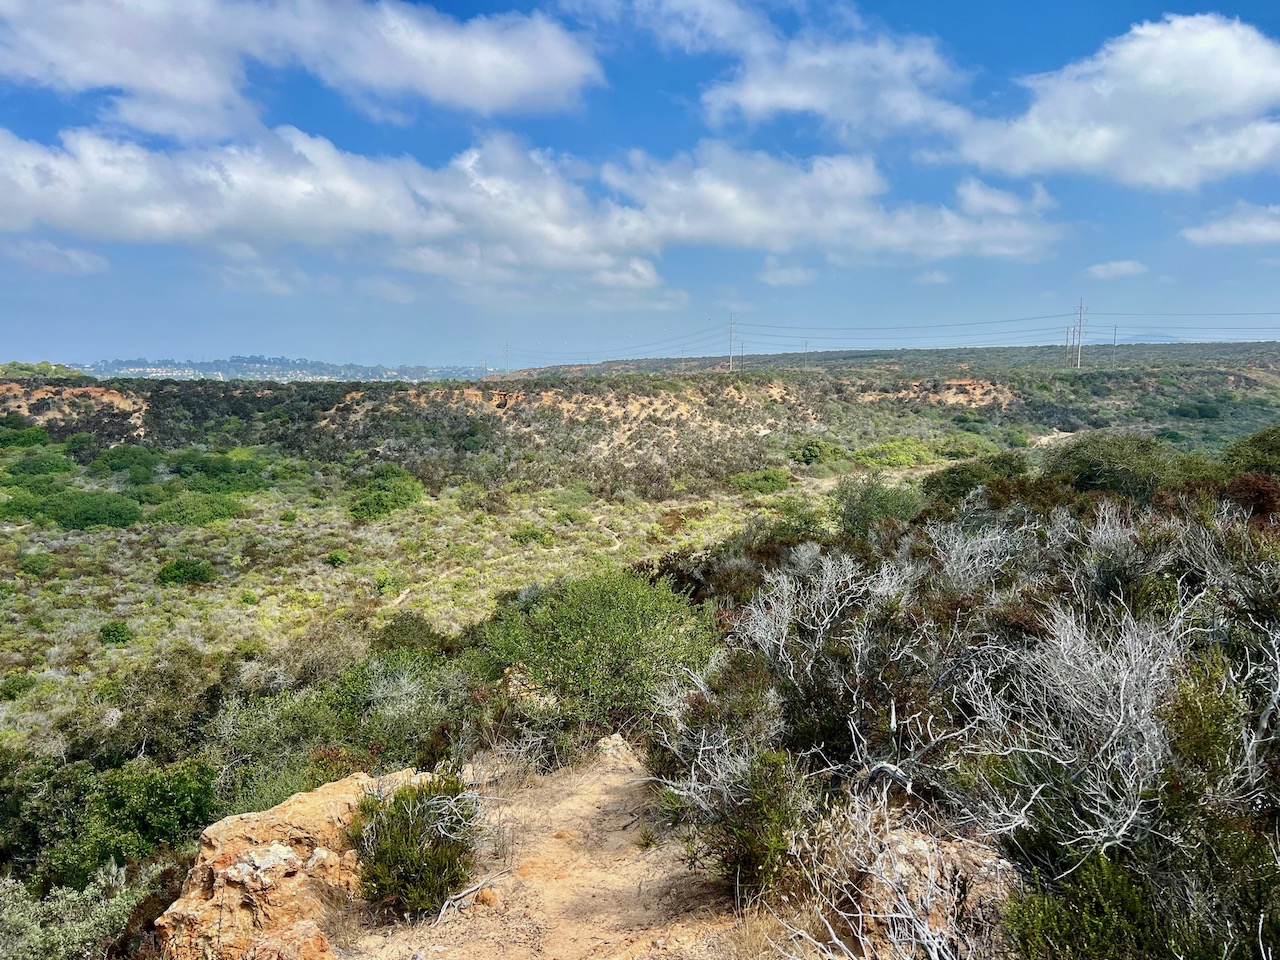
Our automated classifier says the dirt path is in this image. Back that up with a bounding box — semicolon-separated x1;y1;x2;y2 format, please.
350;737;737;960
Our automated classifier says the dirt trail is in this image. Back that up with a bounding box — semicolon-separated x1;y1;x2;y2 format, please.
352;737;737;960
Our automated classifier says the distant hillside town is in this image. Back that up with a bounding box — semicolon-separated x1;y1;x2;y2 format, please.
73;356;492;382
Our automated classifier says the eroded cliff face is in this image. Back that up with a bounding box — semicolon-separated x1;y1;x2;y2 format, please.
156;770;425;960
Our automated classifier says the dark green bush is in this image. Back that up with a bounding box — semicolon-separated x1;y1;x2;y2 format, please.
157;557;216;586
7;450;73;476
149;491;242;526
1044;432;1172;502
0;426;49;448
166;450;266;493
698;750;806;903
1225;423;1280;477
16;552;56;577
728;468;791;495
788;438;845;465
99;621;133;645
481;569;714;733
324;549;350;566
1005;855;1224;960
373;612;461;656
349;464;424;520
44;491;142;529
0;670;38;702
349;772;477;916
62;432;100;465
830;474;922;539
44;757;216;889
511;522;554;546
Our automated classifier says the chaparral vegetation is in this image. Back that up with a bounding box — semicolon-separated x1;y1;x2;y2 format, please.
1;342;1279;958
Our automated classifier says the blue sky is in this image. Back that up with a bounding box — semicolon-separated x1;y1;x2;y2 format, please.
2;1;1280;367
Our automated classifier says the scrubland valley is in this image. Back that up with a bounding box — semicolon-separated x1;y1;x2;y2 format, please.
3;343;1280;959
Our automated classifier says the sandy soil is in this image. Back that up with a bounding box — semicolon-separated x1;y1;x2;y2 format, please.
349;737;737;960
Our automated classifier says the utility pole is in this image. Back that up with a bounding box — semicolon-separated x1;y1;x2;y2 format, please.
728;315;734;373
1075;298;1087;369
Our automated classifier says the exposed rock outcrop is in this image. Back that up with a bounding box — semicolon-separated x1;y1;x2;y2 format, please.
156;770;423;960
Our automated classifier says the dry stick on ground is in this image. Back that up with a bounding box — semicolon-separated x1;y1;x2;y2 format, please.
432;868;514;927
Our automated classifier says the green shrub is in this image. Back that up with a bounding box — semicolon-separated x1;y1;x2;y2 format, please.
0;670;38;702
850;437;933;468
16;552;56;577
511;522;554;546
788;438;845;465
166;450;267;493
324;550;350;567
350;464;424;520
0;868;155;960
62;432;100;465
149;491;242;526
157;556;216;586
698;750;806;903
44;491;142;529
373;612;461;656
1004;854;1223;960
349;772;478;916
1044;432;1172;502
0;426;48;448
728;468;791;495
44;758;216;889
88;445;162;479
7;451;73;476
830;475;922;539
481;569;714;733
99;621;133;645
1225;423;1280;477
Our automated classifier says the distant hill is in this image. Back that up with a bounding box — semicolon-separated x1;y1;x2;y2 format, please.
0;360;89;379
76;355;490;382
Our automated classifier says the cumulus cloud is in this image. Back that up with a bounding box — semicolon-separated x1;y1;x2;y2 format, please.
0;0;602;139
602;141;1058;259
1183;203;1280;245
2;238;107;274
955;14;1280;189
1086;259;1147;279
0;122;1061;298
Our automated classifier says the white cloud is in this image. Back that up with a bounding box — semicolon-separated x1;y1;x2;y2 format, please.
0;0;602;139
1183;203;1280;245
0;122;1062;299
955;14;1280;189
914;269;949;285
603;141;1060;260
1086;259;1147;279
757;254;816;286
2;238;107;274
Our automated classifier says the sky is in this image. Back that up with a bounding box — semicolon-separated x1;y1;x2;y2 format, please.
2;1;1280;367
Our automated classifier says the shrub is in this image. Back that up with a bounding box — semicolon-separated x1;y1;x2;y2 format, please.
0;867;156;960
349;772;478;916
830;474;922;539
1004;854;1221;960
7;451;73;476
62;432;100;465
0;670;38;701
166;450;267;493
0;426;48;448
324;550;350;567
149;491;242;526
511;522;554;546
788;438;844;466
728;468;791;495
695;750;807;903
16;552;56;577
1225;423;1280;477
44;491;142;529
157;556;216;586
1044;432;1172;502
44;758;216;889
349;464;424;520
373;612;460;656
99;621;133;645
481;569;714;733
850;437;932;468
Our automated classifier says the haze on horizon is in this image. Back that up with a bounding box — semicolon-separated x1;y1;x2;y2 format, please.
2;0;1280;367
